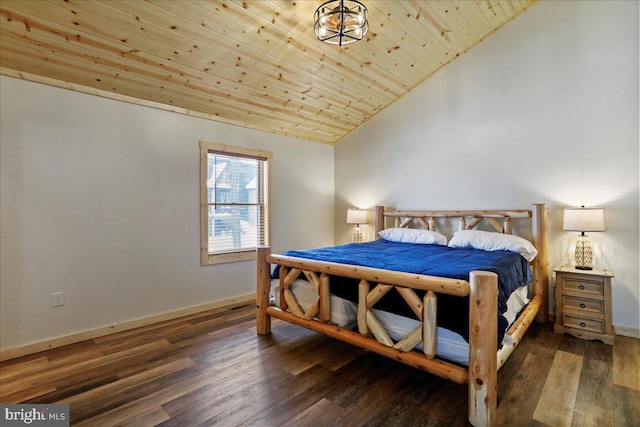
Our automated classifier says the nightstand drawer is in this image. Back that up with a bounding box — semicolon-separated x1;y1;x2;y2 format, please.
562;277;604;298
563;296;604;316
563;314;604;334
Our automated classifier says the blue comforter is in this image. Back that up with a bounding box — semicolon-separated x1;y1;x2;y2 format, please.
277;239;532;345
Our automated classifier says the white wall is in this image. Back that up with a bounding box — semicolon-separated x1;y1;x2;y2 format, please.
0;76;335;351
335;1;639;331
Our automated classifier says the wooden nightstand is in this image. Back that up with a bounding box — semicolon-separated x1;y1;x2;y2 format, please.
554;266;614;345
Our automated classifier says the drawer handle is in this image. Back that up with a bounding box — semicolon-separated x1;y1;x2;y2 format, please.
580;322;586;328
579;285;585;290
580;303;586;309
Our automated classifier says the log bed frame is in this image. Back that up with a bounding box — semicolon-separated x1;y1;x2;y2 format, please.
256;203;549;427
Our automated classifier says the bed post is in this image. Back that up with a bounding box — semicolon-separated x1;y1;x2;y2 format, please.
375;206;384;238
532;204;549;323
468;270;498;427
257;246;272;335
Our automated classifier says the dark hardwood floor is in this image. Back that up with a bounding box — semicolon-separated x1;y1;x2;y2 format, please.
1;304;638;426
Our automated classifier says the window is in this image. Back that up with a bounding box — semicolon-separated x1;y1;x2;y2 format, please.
200;141;271;265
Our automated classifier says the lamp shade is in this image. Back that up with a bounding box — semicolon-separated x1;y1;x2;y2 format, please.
563;207;605;232
346;208;367;224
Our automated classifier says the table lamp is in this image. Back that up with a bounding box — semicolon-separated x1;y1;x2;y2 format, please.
563;206;605;270
347;208;367;243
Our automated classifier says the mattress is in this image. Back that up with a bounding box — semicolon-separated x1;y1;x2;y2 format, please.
270;278;529;366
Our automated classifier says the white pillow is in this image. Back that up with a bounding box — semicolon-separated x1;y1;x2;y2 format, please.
448;229;538;261
379;228;447;246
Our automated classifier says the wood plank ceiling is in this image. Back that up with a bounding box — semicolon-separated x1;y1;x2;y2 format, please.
0;1;536;144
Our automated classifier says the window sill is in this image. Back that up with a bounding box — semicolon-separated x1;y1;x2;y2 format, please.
202;249;257;265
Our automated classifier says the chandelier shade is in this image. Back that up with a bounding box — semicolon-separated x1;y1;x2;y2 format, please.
314;0;369;46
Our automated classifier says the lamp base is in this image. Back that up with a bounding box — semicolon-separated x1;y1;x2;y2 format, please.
352;226;363;243
574;234;593;271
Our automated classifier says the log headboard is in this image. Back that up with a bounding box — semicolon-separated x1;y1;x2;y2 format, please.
376;206;532;236
374;204;549;324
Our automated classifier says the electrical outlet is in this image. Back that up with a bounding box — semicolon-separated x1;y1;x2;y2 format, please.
52;291;65;307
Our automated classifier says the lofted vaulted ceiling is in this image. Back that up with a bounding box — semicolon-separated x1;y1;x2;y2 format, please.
0;1;536;144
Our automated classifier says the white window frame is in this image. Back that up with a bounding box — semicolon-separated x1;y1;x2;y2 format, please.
200;141;271;265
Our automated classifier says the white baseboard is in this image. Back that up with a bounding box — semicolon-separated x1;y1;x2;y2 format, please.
0;293;256;362
614;324;640;339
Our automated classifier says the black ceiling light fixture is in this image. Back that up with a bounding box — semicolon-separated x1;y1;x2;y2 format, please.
314;0;369;46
